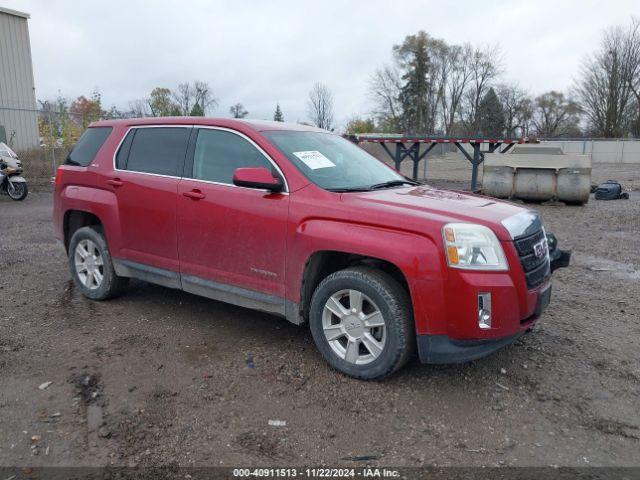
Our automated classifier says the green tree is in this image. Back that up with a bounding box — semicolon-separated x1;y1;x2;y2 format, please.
148;87;180;116
190;102;205;116
394;31;432;133
273;104;284;122
345;117;376;134
476;87;506;137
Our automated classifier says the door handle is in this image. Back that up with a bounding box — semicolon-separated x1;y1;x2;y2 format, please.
107;178;123;187
183;189;206;200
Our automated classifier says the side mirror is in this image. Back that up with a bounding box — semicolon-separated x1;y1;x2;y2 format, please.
232;167;284;192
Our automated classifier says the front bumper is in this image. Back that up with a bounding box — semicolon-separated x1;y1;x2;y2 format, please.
417;331;525;364
418;283;552;363
412;208;571;364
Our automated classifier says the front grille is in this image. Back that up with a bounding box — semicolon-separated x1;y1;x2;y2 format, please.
513;229;550;289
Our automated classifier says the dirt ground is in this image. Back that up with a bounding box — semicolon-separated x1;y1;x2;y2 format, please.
0;161;639;468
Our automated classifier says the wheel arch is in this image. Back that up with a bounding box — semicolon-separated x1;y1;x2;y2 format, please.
299;250;411;324
63;210;103;252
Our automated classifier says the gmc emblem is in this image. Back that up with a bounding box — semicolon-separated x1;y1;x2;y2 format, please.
533;238;549;259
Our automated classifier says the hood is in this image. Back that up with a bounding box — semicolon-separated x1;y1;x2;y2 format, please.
340;185;530;241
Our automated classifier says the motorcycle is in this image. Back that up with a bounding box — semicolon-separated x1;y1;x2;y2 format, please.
0;142;28;201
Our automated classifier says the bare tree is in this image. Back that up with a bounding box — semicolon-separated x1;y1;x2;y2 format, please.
497;83;533;137
128;99;150;118
628;19;640;136
193;81;218;115
368;66;402;131
442;43;474;135
461;45;503;134
532;91;581;138
173;83;193;116
307;82;334;130
229;103;249;118
576;18;640;137
172;81;218;116
426;38;450;135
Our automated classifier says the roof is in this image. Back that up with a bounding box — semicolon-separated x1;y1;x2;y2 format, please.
0;6;30;19
356;135;524;144
90;117;327;133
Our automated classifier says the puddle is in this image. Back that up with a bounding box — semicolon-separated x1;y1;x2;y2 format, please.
579;254;640;281
179;343;217;364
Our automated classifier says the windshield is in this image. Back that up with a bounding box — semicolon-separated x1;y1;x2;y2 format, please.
264;131;407;191
0;142;18;159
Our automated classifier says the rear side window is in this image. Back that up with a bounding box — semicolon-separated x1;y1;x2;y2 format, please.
192;129;272;184
65;127;112;166
121;127;190;176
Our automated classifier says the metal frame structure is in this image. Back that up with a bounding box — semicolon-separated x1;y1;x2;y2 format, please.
356;136;524;191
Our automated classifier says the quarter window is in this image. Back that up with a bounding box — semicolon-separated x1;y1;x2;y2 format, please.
122;127;190;176
65;127;113;167
192;129;273;184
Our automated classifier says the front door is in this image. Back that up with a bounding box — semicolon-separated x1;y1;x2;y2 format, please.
177;128;289;308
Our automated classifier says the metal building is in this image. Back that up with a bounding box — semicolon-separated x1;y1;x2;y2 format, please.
0;6;39;151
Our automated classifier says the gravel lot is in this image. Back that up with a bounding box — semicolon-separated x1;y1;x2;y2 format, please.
0;162;639;468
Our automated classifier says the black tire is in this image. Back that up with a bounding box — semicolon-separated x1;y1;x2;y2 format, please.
309;266;415;380
7;181;28;201
68;226;127;300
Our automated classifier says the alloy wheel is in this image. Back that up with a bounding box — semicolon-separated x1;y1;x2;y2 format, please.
74;239;104;290
322;289;386;365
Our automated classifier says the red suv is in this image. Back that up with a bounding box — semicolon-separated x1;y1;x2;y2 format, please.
53;118;569;379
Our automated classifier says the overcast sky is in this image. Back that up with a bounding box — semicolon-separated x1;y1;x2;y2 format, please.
4;0;640;128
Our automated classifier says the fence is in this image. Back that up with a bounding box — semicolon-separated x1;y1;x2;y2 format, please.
539;139;640;164
2;105;640;183
0;106;124;183
364;138;640;170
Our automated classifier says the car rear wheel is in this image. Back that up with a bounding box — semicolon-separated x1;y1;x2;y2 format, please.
68;226;127;300
309;267;414;379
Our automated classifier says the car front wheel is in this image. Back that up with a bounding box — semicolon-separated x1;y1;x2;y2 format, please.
309;267;414;380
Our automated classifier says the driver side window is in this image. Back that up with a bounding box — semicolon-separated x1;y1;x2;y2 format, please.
192;129;272;185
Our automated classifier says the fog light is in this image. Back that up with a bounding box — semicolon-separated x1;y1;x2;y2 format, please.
478;293;492;329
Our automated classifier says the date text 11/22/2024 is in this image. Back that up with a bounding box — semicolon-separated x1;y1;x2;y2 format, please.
232;468;401;478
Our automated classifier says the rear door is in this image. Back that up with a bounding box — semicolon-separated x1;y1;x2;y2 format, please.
110;126;191;275
177;127;289;302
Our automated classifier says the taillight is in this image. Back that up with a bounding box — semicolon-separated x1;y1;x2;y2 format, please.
54;167;64;187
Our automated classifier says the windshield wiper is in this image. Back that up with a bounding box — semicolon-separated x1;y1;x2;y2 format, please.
327;187;372;193
369;179;419;190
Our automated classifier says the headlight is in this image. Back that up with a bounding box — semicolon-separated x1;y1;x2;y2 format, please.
442;223;508;271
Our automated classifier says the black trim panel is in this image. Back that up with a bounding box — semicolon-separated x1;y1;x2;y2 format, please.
111;258;298;322
181;274;285;316
417;331;526;364
113;259;181;289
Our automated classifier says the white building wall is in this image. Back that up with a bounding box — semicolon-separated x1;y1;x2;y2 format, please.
0;7;39;151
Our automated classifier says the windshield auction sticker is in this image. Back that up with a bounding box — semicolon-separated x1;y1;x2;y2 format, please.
293;150;336;169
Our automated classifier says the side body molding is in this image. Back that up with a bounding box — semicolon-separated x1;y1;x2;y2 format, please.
112;259;290;320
